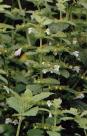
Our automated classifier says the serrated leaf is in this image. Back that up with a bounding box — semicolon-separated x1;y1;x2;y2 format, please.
63;108;78;116
81;110;87;117
7;96;21;113
26;84;42;94
32;92;52;102
22;106;39;116
53;98;62;108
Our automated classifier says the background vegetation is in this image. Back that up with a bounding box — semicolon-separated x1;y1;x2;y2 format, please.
0;0;87;135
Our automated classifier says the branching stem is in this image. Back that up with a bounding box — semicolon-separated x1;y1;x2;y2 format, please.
16;116;22;136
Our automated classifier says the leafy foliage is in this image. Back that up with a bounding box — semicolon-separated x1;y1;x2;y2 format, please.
0;0;87;135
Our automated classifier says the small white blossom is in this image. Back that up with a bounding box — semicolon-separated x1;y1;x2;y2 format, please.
42;62;45;65
28;28;34;34
73;38;77;45
75;133;80;136
45;28;50;35
53;52;57;56
69;65;73;69
75;93;85;99
49;112;52;118
73;66;80;73
12;119;18;125
42;69;48;74
14;48;22;56
71;51;79;58
49;42;52;45
50;70;53;73
47;100;52;107
5;118;12;124
54;65;60;72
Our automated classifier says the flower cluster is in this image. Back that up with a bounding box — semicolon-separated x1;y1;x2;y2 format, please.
42;64;60;74
28;27;35;34
71;51;79;58
73;66;80;73
5;118;18;125
45;28;51;35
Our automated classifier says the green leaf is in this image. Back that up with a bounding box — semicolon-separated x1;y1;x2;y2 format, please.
0;75;8;84
75;117;87;129
63;108;78;116
81;110;87;117
0;0;3;2
0;69;6;74
26;84;42;94
0;124;14;135
22;106;39;116
61;117;74;121
47;131;61;136
34;78;60;85
7;96;22;113
53;98;62;108
27;129;44;136
60;69;70;78
6;88;52;116
0;23;14;29
32;92;52;102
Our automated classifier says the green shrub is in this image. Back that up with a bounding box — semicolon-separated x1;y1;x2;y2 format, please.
0;0;87;135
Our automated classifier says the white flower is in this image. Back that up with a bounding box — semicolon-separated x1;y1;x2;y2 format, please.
49;112;52;118
5;118;12;124
28;28;34;34
69;65;73;69
71;51;79;58
12;119;18;125
47;100;52;107
75;93;85;99
14;48;22;56
45;28;50;35
42;62;45;65
53;52;57;56
73;66;80;73
42;69;48;74
49;42;52;45
75;133;80;136
54;65;60;72
50;70;53;73
0;102;5;106
73;38;77;45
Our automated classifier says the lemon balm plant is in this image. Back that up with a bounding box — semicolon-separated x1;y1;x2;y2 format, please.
0;0;87;135
4;86;52;136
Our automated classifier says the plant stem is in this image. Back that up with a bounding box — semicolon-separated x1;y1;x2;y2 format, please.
60;11;62;20
84;129;87;136
26;30;31;46
54;109;57;126
16;116;22;136
17;0;22;11
40;38;43;79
